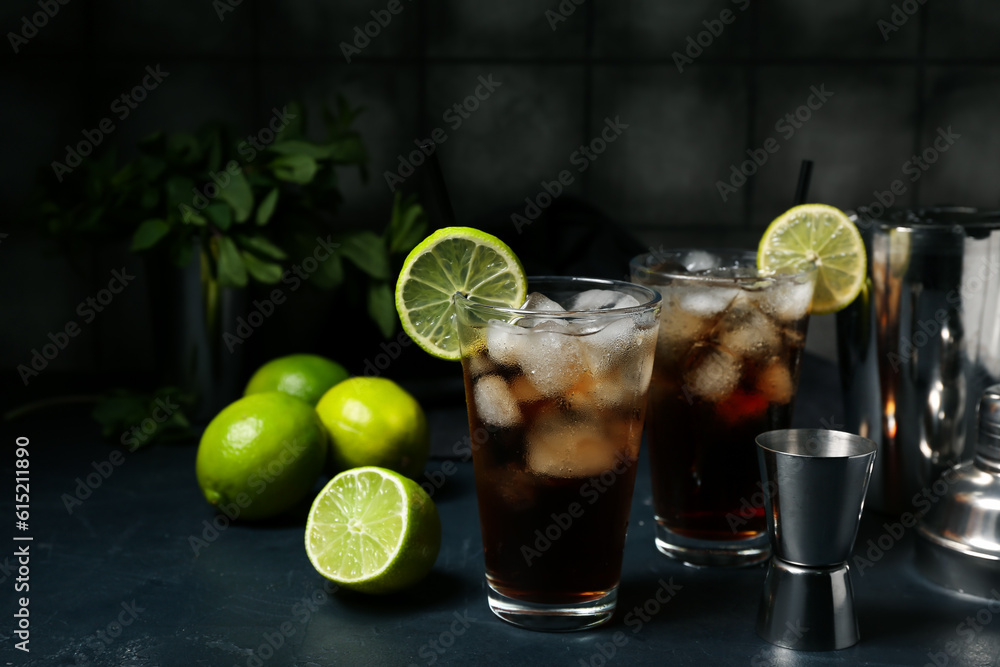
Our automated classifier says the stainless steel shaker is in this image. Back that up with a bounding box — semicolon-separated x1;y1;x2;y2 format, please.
916;384;1000;597
837;207;1000;514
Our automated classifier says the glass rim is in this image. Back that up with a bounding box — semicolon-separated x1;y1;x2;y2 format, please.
854;206;1000;231
452;275;661;317
756;429;877;460
629;249;817;285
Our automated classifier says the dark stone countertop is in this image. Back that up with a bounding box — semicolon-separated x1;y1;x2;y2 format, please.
3;355;998;667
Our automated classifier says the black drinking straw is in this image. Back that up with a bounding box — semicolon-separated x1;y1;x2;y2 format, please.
793;159;814;206
418;141;457;228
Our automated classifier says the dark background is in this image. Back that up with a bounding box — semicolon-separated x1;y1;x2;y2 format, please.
3;0;1000;398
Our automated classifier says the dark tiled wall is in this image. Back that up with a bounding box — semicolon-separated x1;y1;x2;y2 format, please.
2;0;999;374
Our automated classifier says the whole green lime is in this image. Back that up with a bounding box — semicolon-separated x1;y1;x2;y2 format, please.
244;354;349;406
196;392;327;520
316;377;429;479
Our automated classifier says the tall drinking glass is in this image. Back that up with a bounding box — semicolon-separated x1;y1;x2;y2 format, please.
631;251;816;567
454;277;660;631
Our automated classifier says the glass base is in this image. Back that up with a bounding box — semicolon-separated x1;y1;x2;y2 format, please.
486;582;617;632
655;522;770;567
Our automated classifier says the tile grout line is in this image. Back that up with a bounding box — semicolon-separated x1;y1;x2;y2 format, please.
12;55;1000;67
416;0;429;136
911;4;929;206
581;0;596;194
84;0;103;369
743;2;759;231
250;0;262;124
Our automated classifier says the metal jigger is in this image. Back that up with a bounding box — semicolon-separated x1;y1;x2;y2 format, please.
755;429;877;651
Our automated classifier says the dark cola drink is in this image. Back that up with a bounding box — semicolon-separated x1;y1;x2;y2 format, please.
454;280;660;630
632;251;815;567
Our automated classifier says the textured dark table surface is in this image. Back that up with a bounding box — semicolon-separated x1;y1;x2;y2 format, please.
3;356;999;667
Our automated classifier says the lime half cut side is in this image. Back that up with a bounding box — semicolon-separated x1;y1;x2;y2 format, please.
305;466;440;594
757;203;867;315
395;226;527;361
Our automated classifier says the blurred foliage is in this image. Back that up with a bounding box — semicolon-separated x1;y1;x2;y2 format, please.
27;97;427;338
92;386;196;450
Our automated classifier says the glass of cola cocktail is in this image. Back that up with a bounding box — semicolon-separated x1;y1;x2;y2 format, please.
454;277;660;631
631;250;816;567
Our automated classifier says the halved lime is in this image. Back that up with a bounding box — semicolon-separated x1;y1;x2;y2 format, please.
757;204;866;315
304;466;440;594
395;227;527;360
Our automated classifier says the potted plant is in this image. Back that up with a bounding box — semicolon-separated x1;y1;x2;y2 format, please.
28;97;427;419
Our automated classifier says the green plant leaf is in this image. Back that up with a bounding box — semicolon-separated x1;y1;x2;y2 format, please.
310;249;344;290
204;202;233;230
202;124;223;173
137;155;168;182
178;204;207;226
275;101;304;142
325;96;363;135
269;140;333;160
217;236;248;287
138;131;165;152
166;176;196;210
256;188;279;225
218;170;253;223
91;386;196;449
110;163;136;189
386;194;427;254
241;251;283;283
270;154;318;184
139;187;160;209
326;135;366;164
236;234;287;261
171;239;195;268
367;281;396;338
166;132;202;165
131;219;170;251
340;231;389;280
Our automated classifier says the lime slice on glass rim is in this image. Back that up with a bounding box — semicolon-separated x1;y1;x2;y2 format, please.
304;466;441;594
757;203;867;315
395;226;528;361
